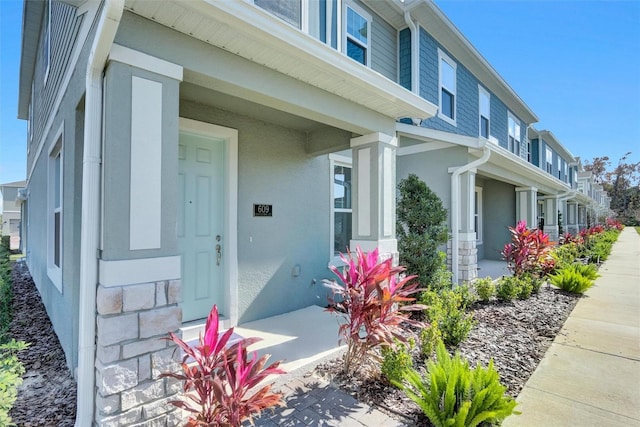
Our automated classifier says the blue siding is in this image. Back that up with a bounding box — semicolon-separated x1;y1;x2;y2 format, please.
319;0;326;43
419;28;476;137
399;28;411;90
531;138;539;167
491;96;508;149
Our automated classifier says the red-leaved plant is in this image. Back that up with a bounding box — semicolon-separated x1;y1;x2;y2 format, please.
502;221;555;278
324;247;426;375
161;305;285;426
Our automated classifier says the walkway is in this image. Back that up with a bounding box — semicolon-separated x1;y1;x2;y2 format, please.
504;227;640;426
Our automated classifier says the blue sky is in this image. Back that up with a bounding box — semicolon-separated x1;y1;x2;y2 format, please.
0;0;639;187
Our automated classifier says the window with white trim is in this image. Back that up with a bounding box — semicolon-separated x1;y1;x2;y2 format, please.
478;86;490;139
557;157;562;179
343;1;371;66
332;161;352;257
474;187;483;243
254;0;304;29
48;131;63;291
438;49;456;124
526;141;531;163
545;147;553;174
507;112;521;156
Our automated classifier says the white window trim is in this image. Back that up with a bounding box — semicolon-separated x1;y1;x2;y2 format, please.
478;85;490;139
252;0;309;32
438;48;457;126
545;147;553;174
507;111;521;156
47;124;64;292
44;0;51;86
474;186;483;244
329;153;352;266
342;0;372;67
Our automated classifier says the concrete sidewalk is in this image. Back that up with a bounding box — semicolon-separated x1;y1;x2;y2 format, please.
504;227;640;427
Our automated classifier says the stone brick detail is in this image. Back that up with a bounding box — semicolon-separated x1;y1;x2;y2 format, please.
95;278;182;426
447;238;478;283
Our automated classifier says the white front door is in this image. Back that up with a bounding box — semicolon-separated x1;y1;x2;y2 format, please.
178;131;225;322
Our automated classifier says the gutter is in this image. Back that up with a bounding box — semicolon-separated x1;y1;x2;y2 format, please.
75;1;124;426
450;144;491;284
403;10;420;95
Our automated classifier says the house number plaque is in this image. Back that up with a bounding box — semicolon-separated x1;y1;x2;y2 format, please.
253;204;273;217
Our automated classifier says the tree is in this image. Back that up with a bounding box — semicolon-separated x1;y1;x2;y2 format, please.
397;174;449;290
584;152;640;225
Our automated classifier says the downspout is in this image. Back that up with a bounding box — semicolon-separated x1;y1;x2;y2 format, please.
75;1;123;426
403;10;420;95
451;144;491;284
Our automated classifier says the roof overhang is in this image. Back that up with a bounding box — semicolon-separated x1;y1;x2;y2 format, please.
124;0;438;123
408;1;538;124
17;1;45;119
534;128;576;161
396;122;483;150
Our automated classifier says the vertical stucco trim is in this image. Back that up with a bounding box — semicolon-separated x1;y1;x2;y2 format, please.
356;147;371;237
129;76;162;250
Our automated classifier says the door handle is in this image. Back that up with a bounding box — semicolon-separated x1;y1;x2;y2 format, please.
215;244;222;266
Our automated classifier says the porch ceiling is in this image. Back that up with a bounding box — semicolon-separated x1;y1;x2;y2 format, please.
180;82;324;133
124;0;437;123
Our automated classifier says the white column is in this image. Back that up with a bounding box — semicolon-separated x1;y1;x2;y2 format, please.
515;187;537;228
350;132;397;261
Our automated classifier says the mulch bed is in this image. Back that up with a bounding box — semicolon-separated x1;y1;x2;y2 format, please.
315;286;580;426
9;260;77;427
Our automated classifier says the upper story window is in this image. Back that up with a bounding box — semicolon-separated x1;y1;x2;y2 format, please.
331;157;352;258
563;162;568;183
478;86;490;139
438;49;457;125
343;1;371;66
526;141;531;163
557;157;562;179
255;0;303;29
545;147;553;174
507;112;521;156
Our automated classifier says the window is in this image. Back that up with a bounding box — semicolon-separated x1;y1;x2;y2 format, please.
557;157;562;179
507;112;521;156
474;187;483;243
526;141;531;163
333;162;352;256
43;0;51;85
545;147;553;174
478;86;490;139
343;2;370;66
438;49;456;124
48;129;63;291
254;0;303;29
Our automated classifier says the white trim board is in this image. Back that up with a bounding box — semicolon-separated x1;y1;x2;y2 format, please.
109;44;183;81
99;256;181;287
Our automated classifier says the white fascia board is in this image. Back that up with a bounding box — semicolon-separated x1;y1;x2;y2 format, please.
396;122;483;148
538;130;575;161
482;144;571;192
180;1;438;120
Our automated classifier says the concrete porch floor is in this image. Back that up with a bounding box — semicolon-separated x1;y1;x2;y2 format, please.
182;305;345;374
477;258;510;279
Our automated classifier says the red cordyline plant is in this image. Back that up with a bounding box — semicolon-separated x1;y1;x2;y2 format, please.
502;221;555;278
605;217;624;231
161;305;285;426
324;246;426;375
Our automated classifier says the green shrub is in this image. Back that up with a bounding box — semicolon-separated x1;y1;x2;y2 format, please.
548;266;595;294
520;273;543;294
0;339;29;426
569;263;600;281
552;243;579;270
381;339;414;386
0;246;12;344
453;283;476;310
393;342;518;427
496;276;520;302
419;325;442;359
397;174;449;290
422;289;475;347
473;277;495;302
516;279;533;300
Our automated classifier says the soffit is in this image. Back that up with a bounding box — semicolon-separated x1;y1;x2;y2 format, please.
18;1;45;119
124;0;438;122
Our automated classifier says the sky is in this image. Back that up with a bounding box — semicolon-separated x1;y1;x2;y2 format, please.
0;0;639;189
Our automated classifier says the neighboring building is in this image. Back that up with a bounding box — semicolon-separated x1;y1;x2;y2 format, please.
0;180;26;251
16;0;610;425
